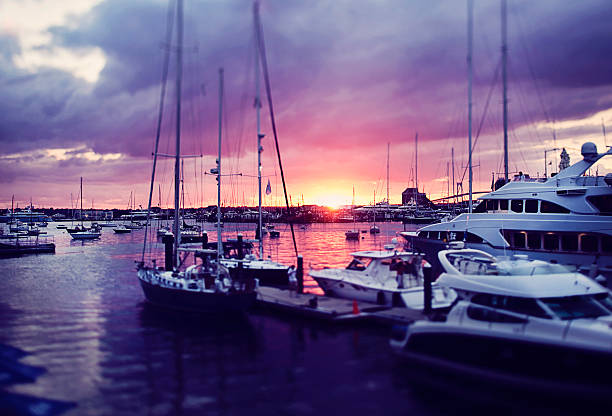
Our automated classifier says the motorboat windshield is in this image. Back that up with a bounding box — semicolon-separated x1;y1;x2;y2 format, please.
495;260;573;276
539;294;611;320
346;257;372;271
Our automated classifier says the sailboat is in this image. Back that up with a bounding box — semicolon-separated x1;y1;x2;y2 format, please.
137;1;257;313
370;190;380;234
71;177;102;240
345;186;360;240
218;0;289;287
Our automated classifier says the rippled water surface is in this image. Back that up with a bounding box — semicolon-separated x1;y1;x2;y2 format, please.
0;222;596;415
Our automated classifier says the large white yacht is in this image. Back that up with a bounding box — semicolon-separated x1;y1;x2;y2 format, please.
390;247;612;396
401;142;612;279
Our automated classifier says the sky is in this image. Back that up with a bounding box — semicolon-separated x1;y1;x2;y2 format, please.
1;0;611;210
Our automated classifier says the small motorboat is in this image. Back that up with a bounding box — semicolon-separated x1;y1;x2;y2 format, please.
70;230;101;240
113;226;131;234
310;250;456;309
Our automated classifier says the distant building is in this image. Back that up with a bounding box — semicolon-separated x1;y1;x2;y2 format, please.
76;210;113;220
401;188;435;208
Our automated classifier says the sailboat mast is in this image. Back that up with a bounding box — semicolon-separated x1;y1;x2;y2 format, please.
173;0;183;269
414;132;418;211
451;147;455;207
80;177;83;226
502;0;509;182
467;0;474;213
386;142;390;205
216;68;224;261
255;1;263;259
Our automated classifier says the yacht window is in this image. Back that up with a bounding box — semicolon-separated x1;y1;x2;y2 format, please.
602;236;612;254
527;232;541;250
540;200;570;214
540;295;608;320
467;305;528;323
525;200;538;213
486;199;498;211
472;294;550;319
587;195;612;214
465;232;484;244
499;200;509;210
417;231;427;238
511;200;523;213
474;202;487;213
513;232;526;248
543;233;558;251
594;293;612;313
346;258;370;271
561;234;578;252
580;234;598;252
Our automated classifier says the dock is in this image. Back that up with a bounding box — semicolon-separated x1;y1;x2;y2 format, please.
256;287;426;325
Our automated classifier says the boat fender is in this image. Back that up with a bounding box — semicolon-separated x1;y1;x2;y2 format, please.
308;296;318;308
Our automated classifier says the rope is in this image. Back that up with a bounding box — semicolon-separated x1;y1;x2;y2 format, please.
254;2;298;258
142;0;175;262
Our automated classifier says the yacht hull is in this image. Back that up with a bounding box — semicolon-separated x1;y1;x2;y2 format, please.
139;278;256;314
312;275;451;309
392;328;612;396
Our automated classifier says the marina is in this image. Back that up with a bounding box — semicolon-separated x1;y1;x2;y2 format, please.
1;0;611;415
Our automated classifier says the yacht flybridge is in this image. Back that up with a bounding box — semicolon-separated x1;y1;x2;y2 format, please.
401;142;612;279
390;247;612;395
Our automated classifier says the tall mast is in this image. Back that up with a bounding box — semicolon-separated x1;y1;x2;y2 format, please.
80;177;83;226
414;132;418;211
451;147;455;208
386;142;390;205
502;0;509;182
173;0;183;268
467;0;474;213
415;133;418;194
216;68;224;262
255;1;263;259
181;159;185;219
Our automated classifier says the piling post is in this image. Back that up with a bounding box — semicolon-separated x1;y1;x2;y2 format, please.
162;234;174;271
296;255;304;294
423;262;432;315
201;230;208;248
237;234;244;259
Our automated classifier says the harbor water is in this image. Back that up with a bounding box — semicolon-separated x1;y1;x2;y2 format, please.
0;222;601;415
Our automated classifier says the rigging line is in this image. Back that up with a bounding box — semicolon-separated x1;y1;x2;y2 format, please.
254;2;298;257
142;0;175;262
514;8;553;130
458;58;501;185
